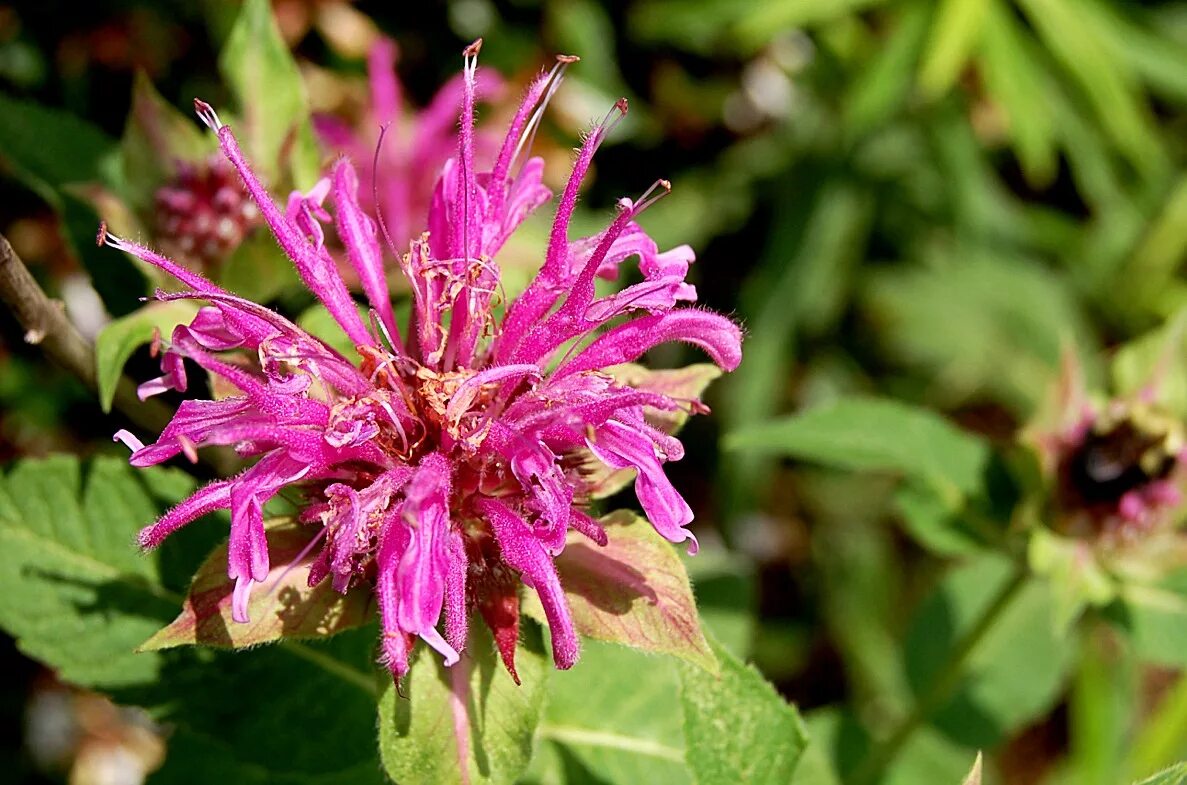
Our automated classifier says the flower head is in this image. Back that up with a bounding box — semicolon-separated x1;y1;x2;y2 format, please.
1030;351;1187;542
107;42;742;680
155;154;261;270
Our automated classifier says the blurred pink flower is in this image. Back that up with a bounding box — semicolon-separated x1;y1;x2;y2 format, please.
107;41;742;680
313;36;504;251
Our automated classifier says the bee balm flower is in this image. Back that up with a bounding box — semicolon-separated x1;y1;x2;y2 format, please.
107;41;742;680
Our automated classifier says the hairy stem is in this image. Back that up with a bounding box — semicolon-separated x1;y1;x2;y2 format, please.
849;564;1029;785
0;231;173;435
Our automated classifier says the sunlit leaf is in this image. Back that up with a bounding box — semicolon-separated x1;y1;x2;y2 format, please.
95;300;201;413
140;519;374;651
377;625;548;785
219;0;320;187
522;511;717;674
678;634;808;784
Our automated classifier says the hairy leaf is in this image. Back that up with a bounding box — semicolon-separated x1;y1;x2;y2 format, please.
141;519;374;651
0;456;190;687
522;510;718;674
377;625;548;785
678;634;807;784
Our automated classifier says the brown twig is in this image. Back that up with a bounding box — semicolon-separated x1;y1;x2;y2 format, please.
0;231;174;436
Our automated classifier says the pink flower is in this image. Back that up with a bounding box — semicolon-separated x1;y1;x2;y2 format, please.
313;36;505;251
107;40;742;680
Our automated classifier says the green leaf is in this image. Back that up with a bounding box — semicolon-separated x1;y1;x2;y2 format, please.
219;0;321;187
0;91;115;198
893;481;988;557
1027;528;1117;632
978;0;1057;185
141;519;374;651
917;0;989;99
218;225;302;303
678;634;808;785
0;455;191;687
905;556;1073;748
94;300;201;413
524;640;689;785
726;396;989;501
522;511;718;675
141;627;385;784
1133;763;1187;785
1111;571;1187;668
120;71;214;214
377;624;548;785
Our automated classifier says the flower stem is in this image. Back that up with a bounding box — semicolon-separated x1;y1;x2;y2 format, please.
849;564;1029;785
0;231;175;435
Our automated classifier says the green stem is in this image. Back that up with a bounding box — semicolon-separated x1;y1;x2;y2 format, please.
849;565;1029;785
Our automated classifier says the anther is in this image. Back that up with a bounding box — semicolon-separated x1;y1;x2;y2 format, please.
193;99;224;131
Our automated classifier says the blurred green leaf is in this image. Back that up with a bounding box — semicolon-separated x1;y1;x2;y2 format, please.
219;228;302;303
95;300;201;413
0;91;115;195
1066;629;1136;785
522;511;717;675
141;519;374;651
0;455;190;687
682;545;757;659
677;634;808;785
863;250;1094;417
219;0;320;187
917;0;989;99
1127;674;1187;781
726;396;989;502
978;0;1058;185
377;625;547;785
120;71;214;214
1017;0;1165;177
1110;570;1187;668
893;481;988;556
905;557;1072;748
1027;529;1117;632
845;1;930;140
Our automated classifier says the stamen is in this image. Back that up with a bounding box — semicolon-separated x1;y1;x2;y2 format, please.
265;525;330;598
193;99;224;132
370;308;399;355
509;55;579;175
372;123;404;261
631;179;671;214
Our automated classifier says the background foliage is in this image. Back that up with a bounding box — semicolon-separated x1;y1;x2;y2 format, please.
5;0;1187;783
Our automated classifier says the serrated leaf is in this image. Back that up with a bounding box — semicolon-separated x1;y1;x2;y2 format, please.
726;396;989;501
524;640;689;785
905;556;1073;748
0;455;192;687
677;634;807;785
141;519;374;651
521;510;718;675
377;624;548;785
95;300;201;413
219;0;320;187
1134;763;1187;785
